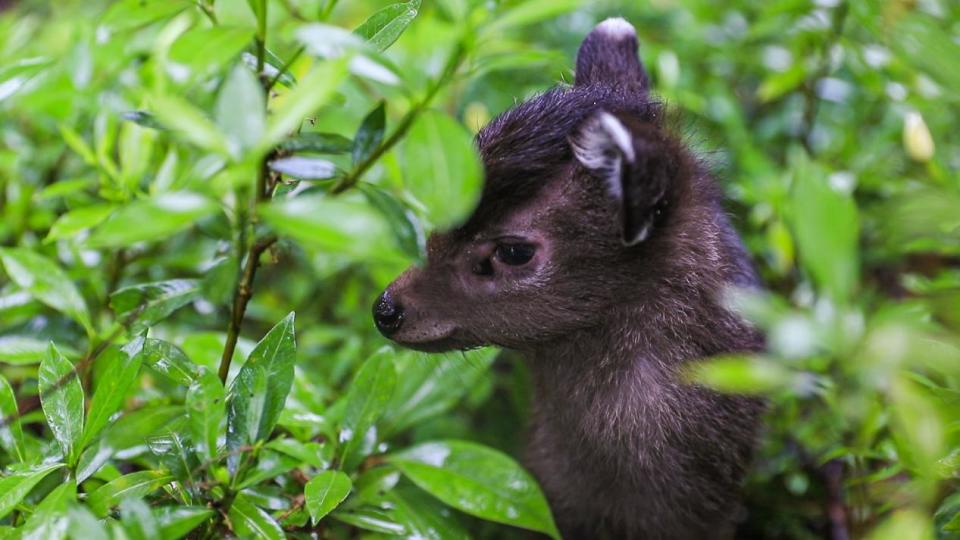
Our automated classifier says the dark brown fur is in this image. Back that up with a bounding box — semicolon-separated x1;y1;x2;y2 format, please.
375;18;763;539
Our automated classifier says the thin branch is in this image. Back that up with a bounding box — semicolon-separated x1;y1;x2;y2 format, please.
823;459;851;540
217;233;277;383
329;43;467;194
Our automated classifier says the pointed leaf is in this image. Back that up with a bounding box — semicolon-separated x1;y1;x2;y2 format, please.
188;368;225;461
353;1;420;52
81;338;145;449
39;344;84;465
228;493;284;540
278;132;352;154
151;94;231;155
18;481;76;540
109;279;201;334
87;470;173;517
216;63;266;157
0;375;24;462
260;59;348;150
403;110;481;228
0;464;64;520
304;470;352;524
226;313;296;471
789;150;859;302
88;192;217;248
352;101;385;166
389;440;560;539
154;506;215;540
338;347;396;471
381;348;496;437
139;338;198;385
169;26;256;79
0;248;91;333
45;204;116;242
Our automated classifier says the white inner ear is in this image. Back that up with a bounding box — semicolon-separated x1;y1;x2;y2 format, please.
571;112;635;199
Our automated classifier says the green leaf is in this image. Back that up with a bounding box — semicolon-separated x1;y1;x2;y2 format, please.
216;63;266;158
338;347;396;471
150;94;231;155
58;124;97;165
277;132;352;154
331;507;406;535
228;493;284;540
259;194;396;260
381;348;497;437
686;355;798;395
0;374;25;462
99;0;192;33
87;470;174;517
268;156;337;180
359;184;424;259
226;313;297;471
352;101;385;166
304;470;352;524
789;150;859;302
45;204;115;242
81;338;145;449
0;464;64;520
39;344;84;465
77;405;186;483
120;498;162;540
403;110;482;228
154;506;215;540
139;338;199;385
188;368;225;461
259;59;348;151
109;279;201;334
88;192;218;248
169;26;256;79
0;335;54;365
353;1;420;52
18;480;76;540
386;485;471;540
485;0;582;31
0;247;92;333
389;440;560;539
67;505;109;539
265;438;330;469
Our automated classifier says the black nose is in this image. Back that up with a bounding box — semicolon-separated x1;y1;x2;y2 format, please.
373;291;404;336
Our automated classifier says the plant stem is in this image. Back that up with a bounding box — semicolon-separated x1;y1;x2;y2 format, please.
330;42;467;194
217;233;276;383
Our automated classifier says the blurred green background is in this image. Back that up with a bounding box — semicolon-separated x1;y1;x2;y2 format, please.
1;0;959;538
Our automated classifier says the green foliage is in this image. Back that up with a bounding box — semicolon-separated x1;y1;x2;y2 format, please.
1;0;958;538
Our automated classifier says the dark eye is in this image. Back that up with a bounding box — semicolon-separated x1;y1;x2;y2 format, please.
495;243;536;266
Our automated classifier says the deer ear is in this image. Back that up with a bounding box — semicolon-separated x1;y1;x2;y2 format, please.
575;17;649;90
571;112;672;246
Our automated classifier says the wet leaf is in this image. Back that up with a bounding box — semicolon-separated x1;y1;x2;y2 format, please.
305;470;352;523
87;470;174;517
188;368;225;461
39;343;84;465
0;464;64;520
0;248;91;333
226;313;297;472
354;1;421;52
228;493;284;540
389;440;560;539
81;337;145;448
338;347;396;472
110;279;201;334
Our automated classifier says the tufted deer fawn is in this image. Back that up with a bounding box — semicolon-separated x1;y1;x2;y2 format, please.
373;17;764;540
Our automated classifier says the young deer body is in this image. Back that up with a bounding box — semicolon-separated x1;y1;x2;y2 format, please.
374;18;763;539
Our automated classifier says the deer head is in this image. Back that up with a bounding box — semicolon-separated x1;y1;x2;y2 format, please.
373;18;699;352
